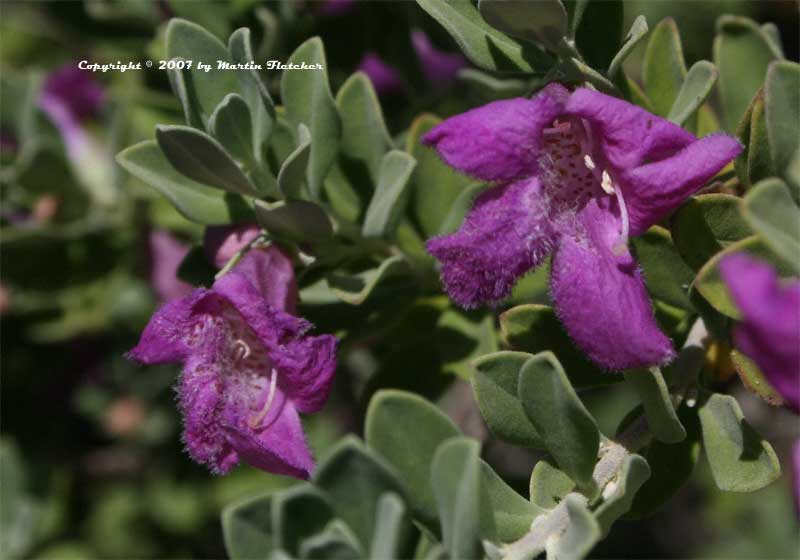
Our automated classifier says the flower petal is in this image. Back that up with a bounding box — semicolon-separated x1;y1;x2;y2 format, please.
550;198;674;370
358;53;404;96
422;85;567;181
411;29;466;88
223;400;314;479
565;88;695;170
622;134;742;235
213;246;298;313
149;230;193;302
178;336;239;474
720;254;800;410
203;224;262;270
427;177;557;307
127;289;211;364
271;333;338;414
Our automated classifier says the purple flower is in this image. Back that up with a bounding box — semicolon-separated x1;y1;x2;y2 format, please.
42;64;105;123
149;231;193;303
38;63;115;205
358;53;404;96
128;247;337;478
204;224;263;270
39;64;105;154
423;84;742;370
411;29;466;89
316;0;354;16
720;254;800;411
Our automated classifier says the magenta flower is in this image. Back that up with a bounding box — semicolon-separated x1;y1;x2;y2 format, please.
357;53;404;96
128;247;337;478
423;84;741;370
720;254;800;411
411;29;466;89
149;231;193;303
39;63;115;205
204;224;263;270
39;64;105;154
316;0;354;16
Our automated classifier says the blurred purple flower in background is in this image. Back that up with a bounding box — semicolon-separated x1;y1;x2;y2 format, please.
423;83;741;370
39;64;105;156
148;231;193;303
38;63;116;205
41;64;106;122
411;29;466;89
204;224;263;270
720;254;800;411
128;247;336;478
316;0;354;16
358;53;404;96
358;31;466;96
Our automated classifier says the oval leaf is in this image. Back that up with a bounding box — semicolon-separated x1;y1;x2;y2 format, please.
416;0;552;73
313;436;407;548
277;124;311;200
713;15;781;131
156;125;259;196
221;494;273;560
741;178;800;271
362;150;417;239
364;390;459;528
472;351;544;448
116;140;248;224
431;437;483;560
165;18;239;125
280;37;341;200
698;393;781;492
623;367;686;444
518;352;600;486
644;17;687;117
765;61;800;198
667;60;718;126
478;0;567;50
210;93;255;167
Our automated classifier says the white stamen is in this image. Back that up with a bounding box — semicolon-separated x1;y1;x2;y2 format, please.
602;481;619;500
612;183;631;256
248;370;278;428
601;170;615;194
583;154;596;170
232;339;251;362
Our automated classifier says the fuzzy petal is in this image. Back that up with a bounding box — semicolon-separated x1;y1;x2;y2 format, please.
622;134;743;235
427;177;557;307
213;246;298;314
422;85;566;182
550;198;674;370
127;289;211;364
223;400;314;479
565;88;695;170
271;333;338;414
720;254;800;410
178;336;239;474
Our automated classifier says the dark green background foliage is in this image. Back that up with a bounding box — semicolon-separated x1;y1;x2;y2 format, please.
1;1;798;559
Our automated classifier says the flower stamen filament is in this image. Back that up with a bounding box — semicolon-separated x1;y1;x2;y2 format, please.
248;370;278;428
